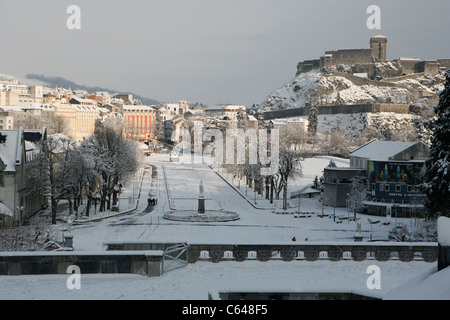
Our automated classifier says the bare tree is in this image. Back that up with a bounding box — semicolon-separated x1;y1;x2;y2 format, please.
28;135;77;224
347;173;367;220
273;150;303;210
320;129;351;156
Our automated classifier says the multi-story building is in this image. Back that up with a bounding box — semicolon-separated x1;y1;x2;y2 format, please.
323;167;366;207
52;104;100;141
267;118;309;136
159;101;190;121
42;87;71;104
351;140;429;217
52;104;77;138
69;96;98;106
86;92;112;105
74;105;101;141
0;127;47;227
28;86;44;104
122;105;156;142
223;105;246;121
0;114;14;130
0;81;33;105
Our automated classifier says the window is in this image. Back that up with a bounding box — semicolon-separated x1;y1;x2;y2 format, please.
396;185;401;193
407;185;413;193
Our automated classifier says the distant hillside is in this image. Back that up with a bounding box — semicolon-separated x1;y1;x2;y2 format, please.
259;66;446;112
25;74;159;105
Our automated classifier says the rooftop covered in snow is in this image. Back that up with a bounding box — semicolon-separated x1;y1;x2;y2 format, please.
349;140;429;161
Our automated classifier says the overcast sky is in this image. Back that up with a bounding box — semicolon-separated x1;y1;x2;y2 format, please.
0;0;449;106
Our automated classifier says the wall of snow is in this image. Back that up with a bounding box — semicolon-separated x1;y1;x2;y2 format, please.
438;217;450;246
438;216;450;271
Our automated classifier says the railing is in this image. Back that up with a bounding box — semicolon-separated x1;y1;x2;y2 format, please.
104;241;438;264
187;243;438;263
163;243;188;273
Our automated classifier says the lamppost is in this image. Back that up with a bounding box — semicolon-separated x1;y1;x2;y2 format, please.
393;204;399;228
346;194;350;223
16;206;24;227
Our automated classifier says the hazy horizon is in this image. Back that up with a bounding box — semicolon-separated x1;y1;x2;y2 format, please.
1;0;449;106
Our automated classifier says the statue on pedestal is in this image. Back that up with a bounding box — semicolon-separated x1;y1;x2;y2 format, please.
198;181;205;214
199;181;204;198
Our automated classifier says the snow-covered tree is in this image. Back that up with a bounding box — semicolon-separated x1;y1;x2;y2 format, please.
27;134;77;224
307;105;318;136
273;150;303;210
320;129;351;156
312;175;323;191
82;126;139;213
423;71;450;218
327;159;337;167
347;173;367;220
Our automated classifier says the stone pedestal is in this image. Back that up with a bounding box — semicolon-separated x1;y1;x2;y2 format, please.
198;197;205;214
64;234;74;249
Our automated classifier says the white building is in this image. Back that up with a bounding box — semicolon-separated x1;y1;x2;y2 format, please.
223;105;246;121
348;140;430;170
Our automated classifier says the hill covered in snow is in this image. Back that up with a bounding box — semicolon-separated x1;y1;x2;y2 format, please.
259;67;446;112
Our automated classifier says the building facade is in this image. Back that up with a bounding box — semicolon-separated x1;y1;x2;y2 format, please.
122;105;156;142
348;140;430;217
365;160;427;217
52;104;100;142
0;127;47;227
323;167;366;208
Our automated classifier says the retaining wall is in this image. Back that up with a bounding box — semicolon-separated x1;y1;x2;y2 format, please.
259;103;410;120
0;251;164;277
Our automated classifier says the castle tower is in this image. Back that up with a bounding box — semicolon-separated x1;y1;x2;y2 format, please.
370;35;387;62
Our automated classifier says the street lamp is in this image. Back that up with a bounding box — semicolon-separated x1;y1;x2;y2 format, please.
16;206;24;226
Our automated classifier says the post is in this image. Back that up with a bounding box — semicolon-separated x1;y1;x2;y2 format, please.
64;234;74;249
198;181;205;214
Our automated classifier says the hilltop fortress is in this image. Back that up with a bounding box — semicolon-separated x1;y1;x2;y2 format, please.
258;36;449;141
296;36;450;79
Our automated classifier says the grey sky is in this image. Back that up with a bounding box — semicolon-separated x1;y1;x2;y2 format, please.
0;0;449;106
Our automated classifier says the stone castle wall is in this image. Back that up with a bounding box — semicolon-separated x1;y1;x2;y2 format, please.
258;103;410;120
323;49;373;68
296;37;448;77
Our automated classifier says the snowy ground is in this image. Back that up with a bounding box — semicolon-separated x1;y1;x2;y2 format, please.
0;153;441;300
69;154;401;249
0;260;437;300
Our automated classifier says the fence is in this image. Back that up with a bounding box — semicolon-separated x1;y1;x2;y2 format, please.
104;241;438;264
187;243;437;263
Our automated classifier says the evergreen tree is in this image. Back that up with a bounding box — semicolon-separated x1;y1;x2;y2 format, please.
328;159;337;167
423;71;450;218
312;175;323;191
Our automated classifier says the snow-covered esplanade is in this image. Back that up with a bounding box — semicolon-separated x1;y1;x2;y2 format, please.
0;154;445;300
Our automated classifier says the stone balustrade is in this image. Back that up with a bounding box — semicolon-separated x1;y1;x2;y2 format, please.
104;241;438;264
186;243;438;264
